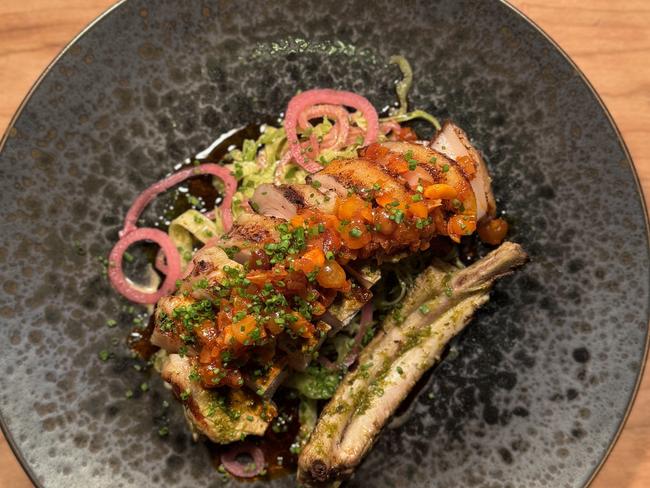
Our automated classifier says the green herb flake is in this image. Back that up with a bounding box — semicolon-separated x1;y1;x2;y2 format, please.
233;310;247;322
443;273;453;297
194;278;209;289
189;368;201;382
98;350;110;362
349;227;363;238
451;199;465;212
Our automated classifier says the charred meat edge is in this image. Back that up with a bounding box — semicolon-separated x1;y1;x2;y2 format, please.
297;242;528;486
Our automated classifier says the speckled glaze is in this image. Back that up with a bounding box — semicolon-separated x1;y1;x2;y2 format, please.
0;1;647;487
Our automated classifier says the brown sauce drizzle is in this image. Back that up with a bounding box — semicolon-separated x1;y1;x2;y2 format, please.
129;315;159;360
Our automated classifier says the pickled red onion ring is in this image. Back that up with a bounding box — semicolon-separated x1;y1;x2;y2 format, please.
108;228;181;304
220;442;265;478
155;248;168;275
298;104;350;151
360;301;374;328
273;151;293;184
321;302;374;371
110;163;236;304
284;89;379;173
343;302;374;367
343;126;367;147
380;120;402;135
121;164;237;236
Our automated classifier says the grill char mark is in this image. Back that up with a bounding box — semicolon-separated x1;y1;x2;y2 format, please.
279;184;307;209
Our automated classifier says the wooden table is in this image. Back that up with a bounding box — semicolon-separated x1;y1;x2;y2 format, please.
1;1;648;486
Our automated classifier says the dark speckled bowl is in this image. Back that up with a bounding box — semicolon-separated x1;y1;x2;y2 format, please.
0;1;648;487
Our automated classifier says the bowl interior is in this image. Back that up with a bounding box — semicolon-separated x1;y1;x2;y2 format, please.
0;1;647;487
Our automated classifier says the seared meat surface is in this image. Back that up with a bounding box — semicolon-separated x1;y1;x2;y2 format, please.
310;157;412;202
251;183;336;220
161;354;272;443
218;213;282;263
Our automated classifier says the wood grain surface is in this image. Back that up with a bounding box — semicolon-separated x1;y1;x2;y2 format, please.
1;1;648;487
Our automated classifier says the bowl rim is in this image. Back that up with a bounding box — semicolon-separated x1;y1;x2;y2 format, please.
0;1;647;487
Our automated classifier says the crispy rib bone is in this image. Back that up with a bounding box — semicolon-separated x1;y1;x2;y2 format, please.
297;242;528;485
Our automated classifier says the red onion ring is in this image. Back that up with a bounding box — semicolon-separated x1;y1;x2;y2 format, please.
320;302;374;371
110;163;237;304
220;442;265;478
273;151;293;184
298;104;351;151
380;120;402;136
318;355;339;371
108;228;181;304
342;126;367;147
121;163;237;236
343;302;374;367
284;89;379;173
360;301;374;329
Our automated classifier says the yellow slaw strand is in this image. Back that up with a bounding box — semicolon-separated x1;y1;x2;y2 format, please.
169;209;221;266
389;55;413;116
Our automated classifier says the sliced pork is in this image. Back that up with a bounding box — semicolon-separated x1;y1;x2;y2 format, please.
430;121;496;221
161;354;272;444
218;213;282;263
251;183;336;220
380;141;477;219
309;157;412;201
152;247;241;353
